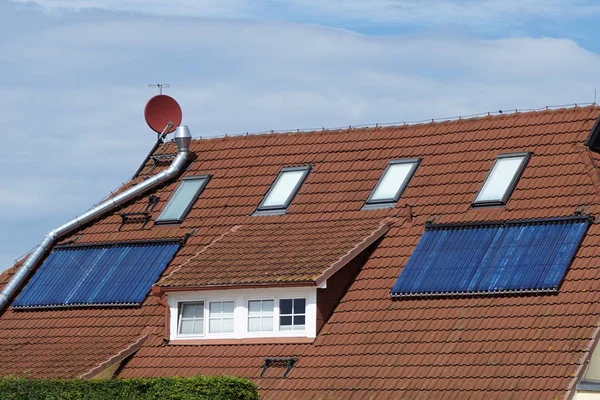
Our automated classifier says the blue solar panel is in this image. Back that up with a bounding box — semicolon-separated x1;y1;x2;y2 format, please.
13;241;180;308
391;217;589;297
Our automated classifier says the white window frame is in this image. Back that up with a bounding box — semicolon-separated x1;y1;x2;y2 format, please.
177;301;206;337
208;300;235;335
247;298;275;333
279;297;307;331
168;287;317;341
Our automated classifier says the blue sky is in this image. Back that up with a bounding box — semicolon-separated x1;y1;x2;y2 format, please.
2;0;600;271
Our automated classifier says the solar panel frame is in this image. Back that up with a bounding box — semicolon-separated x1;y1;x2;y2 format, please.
391;216;590;298
13;240;180;309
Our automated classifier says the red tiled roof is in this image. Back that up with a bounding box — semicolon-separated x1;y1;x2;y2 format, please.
0;305;162;378
2;106;600;398
157;212;392;288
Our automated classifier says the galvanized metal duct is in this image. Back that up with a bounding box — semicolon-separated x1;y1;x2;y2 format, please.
0;125;193;312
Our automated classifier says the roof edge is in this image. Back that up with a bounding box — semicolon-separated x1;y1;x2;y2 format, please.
79;333;149;379
155;226;241;287
315;219;393;287
154;281;316;294
564;322;600;400
185;103;598;143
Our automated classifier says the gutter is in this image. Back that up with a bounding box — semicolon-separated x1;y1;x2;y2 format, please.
0;125;193;313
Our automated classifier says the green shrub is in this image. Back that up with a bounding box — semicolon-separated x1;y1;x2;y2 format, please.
0;375;259;400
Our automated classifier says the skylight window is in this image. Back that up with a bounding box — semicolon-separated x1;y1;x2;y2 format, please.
365;159;420;207
474;153;529;206
257;166;310;212
156;175;210;223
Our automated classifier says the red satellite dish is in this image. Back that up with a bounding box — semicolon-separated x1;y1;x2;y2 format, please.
144;95;182;134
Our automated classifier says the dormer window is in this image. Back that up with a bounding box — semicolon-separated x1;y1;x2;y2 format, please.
156;175;210;223
168;287;317;341
256;166;310;213
178;302;205;335
364;159;420;208
473;153;529;206
248;300;274;332
279;298;306;331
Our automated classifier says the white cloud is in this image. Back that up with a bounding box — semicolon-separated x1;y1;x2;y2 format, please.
1;4;600;271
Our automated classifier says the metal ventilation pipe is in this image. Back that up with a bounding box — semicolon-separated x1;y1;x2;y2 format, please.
0;125;193;312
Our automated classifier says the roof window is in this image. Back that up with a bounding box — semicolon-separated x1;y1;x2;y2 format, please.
473;153;529;206
156;175;210;223
364;159;420;208
256;166;310;213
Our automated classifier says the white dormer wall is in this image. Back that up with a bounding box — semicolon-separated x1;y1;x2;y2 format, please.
575;342;600;399
576;393;600;399
167;287;317;341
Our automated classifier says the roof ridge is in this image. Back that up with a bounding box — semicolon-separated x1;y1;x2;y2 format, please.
185;103;598;142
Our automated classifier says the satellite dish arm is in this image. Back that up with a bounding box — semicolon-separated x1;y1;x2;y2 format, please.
132;122;174;180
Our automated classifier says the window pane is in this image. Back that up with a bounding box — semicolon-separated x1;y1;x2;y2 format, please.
179;319;193;334
223;301;234;316
280;299;292;315
280;325;292;331
157;178;207;222
210;302;222;314
293;298;306;314
476;156;525;203
248;317;261;332
222;318;234;333
263;300;274;315
262;317;274;331
192;319;204;334
294;315;305;326
294;324;305;331
280;315;292;326
261;170;306;208
181;303;196;319
248;300;261;315
209;319;221;333
370;162;415;202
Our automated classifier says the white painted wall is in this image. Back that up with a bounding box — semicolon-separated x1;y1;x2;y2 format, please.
575;391;600;400
586;346;600;382
167;287;317;341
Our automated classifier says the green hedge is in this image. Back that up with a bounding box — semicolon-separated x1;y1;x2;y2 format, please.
0;375;259;400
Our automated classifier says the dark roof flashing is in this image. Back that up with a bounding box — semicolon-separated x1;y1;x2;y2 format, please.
585;114;600;151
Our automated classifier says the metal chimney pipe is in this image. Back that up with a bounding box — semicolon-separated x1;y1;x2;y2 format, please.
0;126;193;312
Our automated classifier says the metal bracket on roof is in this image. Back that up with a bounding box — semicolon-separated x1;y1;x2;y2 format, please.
146;195;160;212
260;358;298;378
118;212;152;231
425;215;441;225
149;154;177;173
